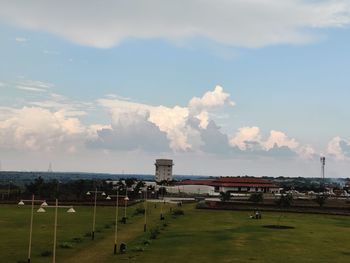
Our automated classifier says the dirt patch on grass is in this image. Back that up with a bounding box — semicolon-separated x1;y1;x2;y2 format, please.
263;225;295;230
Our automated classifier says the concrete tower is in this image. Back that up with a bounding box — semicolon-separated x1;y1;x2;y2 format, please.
155;159;173;182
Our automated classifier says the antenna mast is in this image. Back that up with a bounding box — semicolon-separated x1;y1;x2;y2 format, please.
320;157;326;193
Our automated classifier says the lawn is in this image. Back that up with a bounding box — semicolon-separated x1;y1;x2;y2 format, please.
1;203;350;263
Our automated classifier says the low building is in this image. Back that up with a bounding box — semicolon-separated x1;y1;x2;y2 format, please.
155;159;174;182
176;177;280;194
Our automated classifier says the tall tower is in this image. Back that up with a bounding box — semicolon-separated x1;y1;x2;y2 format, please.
320;157;326;192
155;159;174;182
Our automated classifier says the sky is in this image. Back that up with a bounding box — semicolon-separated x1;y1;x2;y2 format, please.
1;0;350;177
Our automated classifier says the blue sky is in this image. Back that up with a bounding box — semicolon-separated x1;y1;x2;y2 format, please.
1;1;350;177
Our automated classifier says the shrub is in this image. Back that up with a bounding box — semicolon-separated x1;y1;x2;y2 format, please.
314;194;328;207
71;237;83;243
275;194;293;208
196;200;207;209
17;260;27;263
172;209;184;216
40;250;52;257
142;239;151;245
59;242;73;249
134;207;145;215
104;224;111;229
220;191;231;201
150;227;160;239
249;193;264;203
131;246;145;252
84;232;92;237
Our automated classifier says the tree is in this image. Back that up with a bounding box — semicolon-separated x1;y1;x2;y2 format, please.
314;194;328;207
249;193;263;204
220;191;231;201
275;194;293;208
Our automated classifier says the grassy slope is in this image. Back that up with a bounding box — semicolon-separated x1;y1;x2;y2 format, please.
1;203;350;263
126;205;350;263
0;203;161;263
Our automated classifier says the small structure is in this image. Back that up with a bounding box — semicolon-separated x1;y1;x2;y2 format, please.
155;159;173;182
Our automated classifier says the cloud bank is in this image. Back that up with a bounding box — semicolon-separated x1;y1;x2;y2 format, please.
1;0;350;48
0;84;321;161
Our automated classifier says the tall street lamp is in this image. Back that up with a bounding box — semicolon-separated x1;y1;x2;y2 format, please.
144;187;148;232
121;186;129;224
106;189;127;255
86;188;106;240
18;195;48;263
38;199;76;263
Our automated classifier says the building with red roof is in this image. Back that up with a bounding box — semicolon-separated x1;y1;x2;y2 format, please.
176;177;280;194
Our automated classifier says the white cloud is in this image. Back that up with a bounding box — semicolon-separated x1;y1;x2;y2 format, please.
263;130;299;150
98;85;234;151
15;37;27;42
1;1;350;48
0;107;85;151
327;136;350;160
229;127;314;159
15;79;54;92
229;126;261;150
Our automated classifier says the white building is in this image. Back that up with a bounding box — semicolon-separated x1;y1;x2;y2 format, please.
155;159;173;182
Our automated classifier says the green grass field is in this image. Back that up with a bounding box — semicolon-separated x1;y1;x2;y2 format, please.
1;203;349;263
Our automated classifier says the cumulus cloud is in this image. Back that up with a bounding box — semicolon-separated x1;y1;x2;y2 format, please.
97;85;234;151
327;136;350;160
263;130;299;150
1;1;349;48
229;126;261;151
0;85;318;160
229;126;314;159
0;107;85;151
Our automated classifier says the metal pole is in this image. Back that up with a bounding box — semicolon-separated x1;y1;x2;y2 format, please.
144;189;147;232
27;194;34;263
52;199;58;263
124;186;127;222
92;188;97;240
7;182;11;199
114;190;119;255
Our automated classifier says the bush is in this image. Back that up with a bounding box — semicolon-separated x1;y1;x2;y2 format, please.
84;232;92;237
40;250;52;257
59;242;73;249
220;191;231;201
249;193;264;203
104;224;111;229
71;237;83;243
196;200;207;209
134;207;145;215
142;239;151;245
131;246;145;252
150;227;160;239
314;194;328;207
172;209;184;216
17;260;27;263
275;194;293;208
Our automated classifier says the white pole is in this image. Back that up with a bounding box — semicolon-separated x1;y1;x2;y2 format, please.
124;186;127;222
92;188;97;240
114;189;119;255
52;199;58;263
28;194;34;263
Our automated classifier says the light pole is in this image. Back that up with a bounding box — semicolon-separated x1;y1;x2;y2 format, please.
8;180;13;199
38;199;76;263
144;187;148;232
18;195;48;263
86;188;106;240
122;186;129;224
105;189;122;255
